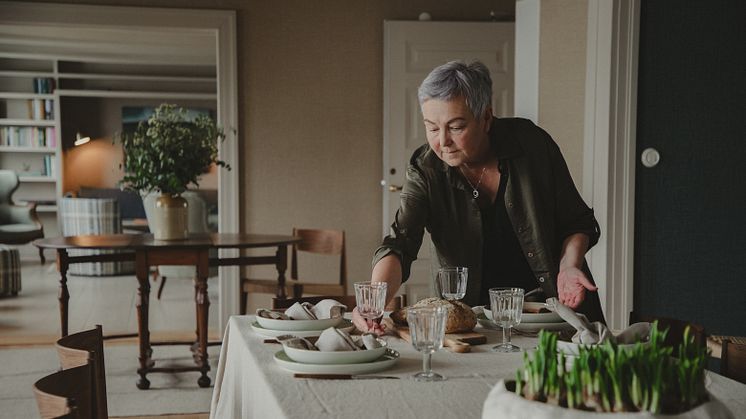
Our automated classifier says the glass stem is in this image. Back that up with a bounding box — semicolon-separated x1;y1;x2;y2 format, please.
506;326;512;346
502;326;507;345
422;352;432;375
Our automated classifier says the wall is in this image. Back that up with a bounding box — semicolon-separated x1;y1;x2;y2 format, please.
538;0;588;184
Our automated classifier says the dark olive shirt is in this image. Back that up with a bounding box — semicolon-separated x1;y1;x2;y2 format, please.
373;117;605;322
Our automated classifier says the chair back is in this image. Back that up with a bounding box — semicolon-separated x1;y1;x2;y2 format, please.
721;339;746;384
290;228;346;293
34;363;93;419
629;311;706;349
0;170;19;205
55;325;107;419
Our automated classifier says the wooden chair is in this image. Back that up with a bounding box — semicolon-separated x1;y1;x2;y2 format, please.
271;294;407;312
55;325;107;419
629;312;706;349
721;338;746;384
33;363;93;419
240;228;347;314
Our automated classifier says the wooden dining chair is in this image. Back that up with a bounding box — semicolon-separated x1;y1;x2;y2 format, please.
271;294;407;312
629;311;706;349
240;228;347;314
55;325;107;419
721;338;746;384
33;363;93;419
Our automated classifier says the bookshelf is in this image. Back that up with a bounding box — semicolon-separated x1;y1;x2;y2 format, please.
0;57;61;211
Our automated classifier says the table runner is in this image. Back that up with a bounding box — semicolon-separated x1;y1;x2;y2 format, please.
210;316;746;419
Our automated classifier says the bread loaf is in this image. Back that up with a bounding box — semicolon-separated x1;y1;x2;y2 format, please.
390;298;477;333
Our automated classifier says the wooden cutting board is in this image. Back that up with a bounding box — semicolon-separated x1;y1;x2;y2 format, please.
382;318;486;353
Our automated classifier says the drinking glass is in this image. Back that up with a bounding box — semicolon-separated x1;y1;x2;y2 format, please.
437;267;468;300
354;282;388;322
406;306;447;382
488;287;524;352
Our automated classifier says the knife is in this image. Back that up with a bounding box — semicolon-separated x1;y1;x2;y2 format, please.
294;373;399;380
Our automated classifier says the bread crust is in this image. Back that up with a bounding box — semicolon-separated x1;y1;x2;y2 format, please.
390;298;477;333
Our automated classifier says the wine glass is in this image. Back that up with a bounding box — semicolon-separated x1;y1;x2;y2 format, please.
436;267;468;300
406;306;447;382
354;282;388;323
489;287;524;352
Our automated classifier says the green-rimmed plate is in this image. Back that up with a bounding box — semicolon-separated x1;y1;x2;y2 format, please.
274;348;399;374
250;319;354;338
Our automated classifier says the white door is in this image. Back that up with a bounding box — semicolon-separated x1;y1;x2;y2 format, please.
382;21;514;302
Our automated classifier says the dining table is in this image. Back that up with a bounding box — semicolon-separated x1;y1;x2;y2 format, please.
34;232;301;389
209;316;746;419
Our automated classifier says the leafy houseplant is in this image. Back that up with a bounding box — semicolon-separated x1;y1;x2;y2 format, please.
120;104;229;239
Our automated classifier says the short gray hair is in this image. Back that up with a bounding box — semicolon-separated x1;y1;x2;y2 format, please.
418;60;493;119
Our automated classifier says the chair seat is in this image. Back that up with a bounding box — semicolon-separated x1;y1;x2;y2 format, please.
0;223;42;233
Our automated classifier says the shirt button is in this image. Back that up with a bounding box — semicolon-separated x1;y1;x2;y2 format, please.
507;202;514;208
527;252;534;258
539;276;545;283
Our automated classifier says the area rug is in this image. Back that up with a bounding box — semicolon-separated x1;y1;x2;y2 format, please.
0;343;219;418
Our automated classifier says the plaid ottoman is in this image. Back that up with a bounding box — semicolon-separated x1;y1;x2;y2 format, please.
0;245;21;297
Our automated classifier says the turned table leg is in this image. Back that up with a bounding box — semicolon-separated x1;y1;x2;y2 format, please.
56;249;69;337
275;245;288;299
195;249;211;388
135;250;152;390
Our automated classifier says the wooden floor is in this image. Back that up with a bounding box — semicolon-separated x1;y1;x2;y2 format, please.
0;260;221;345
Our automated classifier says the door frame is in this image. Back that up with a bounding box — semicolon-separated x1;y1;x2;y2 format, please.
0;2;240;331
582;0;640;329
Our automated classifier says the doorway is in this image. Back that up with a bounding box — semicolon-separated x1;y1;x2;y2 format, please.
634;0;746;335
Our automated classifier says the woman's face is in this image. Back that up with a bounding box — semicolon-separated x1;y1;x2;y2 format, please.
421;96;492;167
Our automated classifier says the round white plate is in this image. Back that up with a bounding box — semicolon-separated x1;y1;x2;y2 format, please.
284;339;388;364
484;306;563;324
256;316;343;331
274;349;400;374
251;319;354;338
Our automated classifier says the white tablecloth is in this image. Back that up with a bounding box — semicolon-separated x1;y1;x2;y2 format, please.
209;316;746;419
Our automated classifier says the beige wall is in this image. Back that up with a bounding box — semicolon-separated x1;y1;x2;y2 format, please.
538;0;587;185
23;0;515;308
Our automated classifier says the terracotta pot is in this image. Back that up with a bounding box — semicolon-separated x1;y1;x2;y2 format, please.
482;380;734;419
153;193;188;240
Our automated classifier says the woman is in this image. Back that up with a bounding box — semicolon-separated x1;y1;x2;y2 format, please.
355;60;604;334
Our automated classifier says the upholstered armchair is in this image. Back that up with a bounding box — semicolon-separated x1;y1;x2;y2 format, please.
59;197;135;276
0;170;45;263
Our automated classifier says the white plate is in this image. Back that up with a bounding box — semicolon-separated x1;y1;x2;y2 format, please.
476;313;571;332
484;307;563;324
256;316;343;331
274;349;399;374
284;339;388;364
251;319;354;338
557;339;650;357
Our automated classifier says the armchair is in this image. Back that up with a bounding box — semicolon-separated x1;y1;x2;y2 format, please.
0;170;45;263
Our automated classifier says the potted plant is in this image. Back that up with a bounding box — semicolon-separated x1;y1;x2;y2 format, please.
482;325;734;418
120;104;229;240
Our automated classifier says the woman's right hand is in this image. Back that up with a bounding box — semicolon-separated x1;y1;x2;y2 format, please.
351;307;385;335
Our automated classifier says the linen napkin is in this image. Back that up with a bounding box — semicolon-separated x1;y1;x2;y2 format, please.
256;298;347;320
546;298;650;344
315;327;383;352
276;334;318;351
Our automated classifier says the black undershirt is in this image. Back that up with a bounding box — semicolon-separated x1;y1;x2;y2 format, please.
478;165;537;305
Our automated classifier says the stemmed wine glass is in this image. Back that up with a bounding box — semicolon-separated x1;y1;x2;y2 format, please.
354;282;388;327
406;306;447;382
489;287;524;352
437;267;468;300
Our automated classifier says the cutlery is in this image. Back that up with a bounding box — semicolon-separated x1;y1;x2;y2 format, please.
525;287;542;298
294;373;399;380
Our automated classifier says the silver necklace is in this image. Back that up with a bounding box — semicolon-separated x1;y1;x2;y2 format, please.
460;165;486;199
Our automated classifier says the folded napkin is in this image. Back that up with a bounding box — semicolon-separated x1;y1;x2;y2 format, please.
276;334;318;350
315;327;382;352
256;298;347;320
546;298;650;345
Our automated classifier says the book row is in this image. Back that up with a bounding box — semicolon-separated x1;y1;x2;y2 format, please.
0;126;57;147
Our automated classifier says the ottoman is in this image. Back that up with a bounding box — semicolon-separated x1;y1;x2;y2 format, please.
0;245;21;297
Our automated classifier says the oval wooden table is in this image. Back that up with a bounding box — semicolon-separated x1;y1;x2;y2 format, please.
34;233;301;389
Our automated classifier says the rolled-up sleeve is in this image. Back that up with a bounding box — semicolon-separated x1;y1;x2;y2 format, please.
372;163;430;283
548;139;601;249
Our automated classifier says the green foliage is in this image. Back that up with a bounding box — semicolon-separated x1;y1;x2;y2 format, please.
514;323;710;414
119;104;230;194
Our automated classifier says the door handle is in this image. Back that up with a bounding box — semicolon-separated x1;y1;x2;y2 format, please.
388;185;403;192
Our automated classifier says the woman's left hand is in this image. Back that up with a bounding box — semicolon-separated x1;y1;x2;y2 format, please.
557;266;597;309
